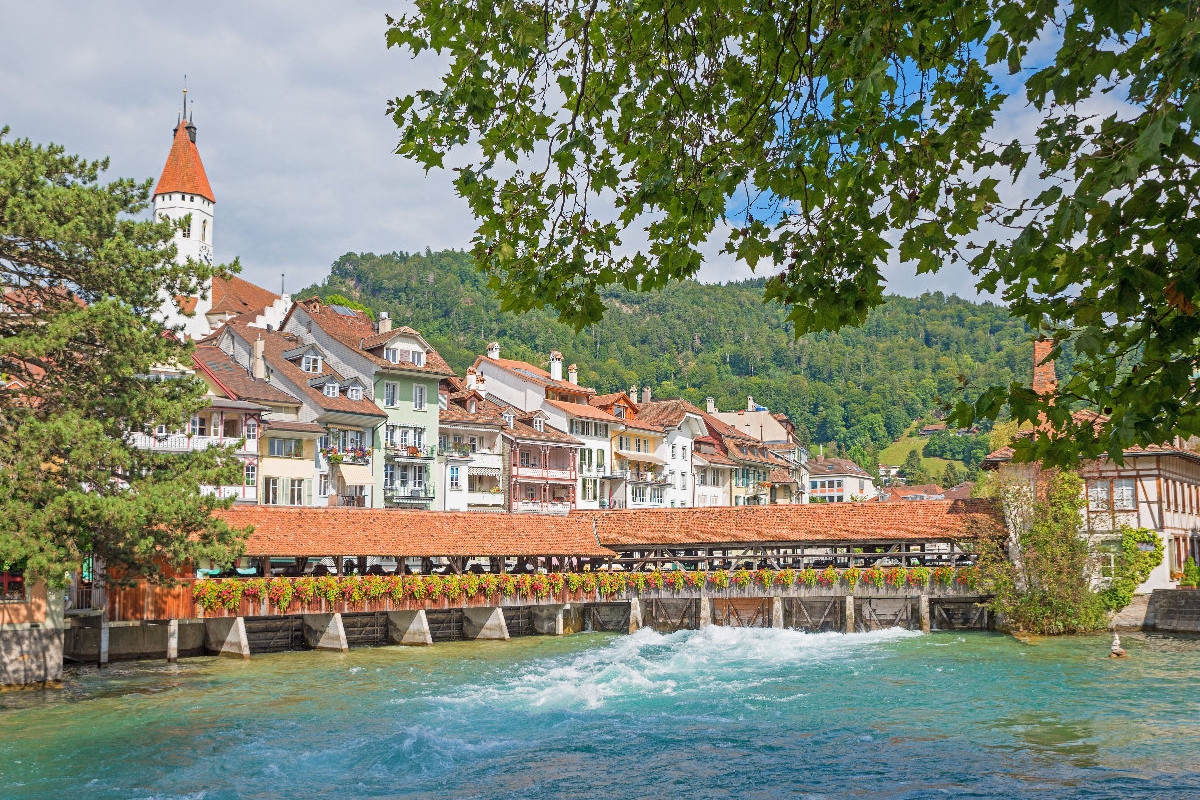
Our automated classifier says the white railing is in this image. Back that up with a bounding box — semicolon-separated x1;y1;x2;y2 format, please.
512;465;577;481
514;500;572;515
203;484;258;502
466;491;505;506
129;432;257;455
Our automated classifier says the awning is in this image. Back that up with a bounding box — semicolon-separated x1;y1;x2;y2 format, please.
468;466;502;477
336;463;374;486
616;449;666;465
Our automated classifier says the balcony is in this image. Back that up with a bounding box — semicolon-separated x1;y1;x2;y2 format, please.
513;500;572;515
202;484;258;502
466;490;505;508
336;494;369;508
385;485;434;502
129;432;257;456
321;447;372;467
607;468;668;484
512;464;576;482
386;444;436;460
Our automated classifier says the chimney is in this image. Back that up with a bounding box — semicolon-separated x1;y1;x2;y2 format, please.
641;386;651;404
549;351;563;382
747;395;755;412
706;397;716;413
1032;339;1057;395
629;383;637;401
377;311;392;334
568;363;578;385
252;336;266;380
476;373;487;398
465;366;477;391
487;341;500;360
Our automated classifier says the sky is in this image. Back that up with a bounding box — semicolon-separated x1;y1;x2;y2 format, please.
2;2;1024;299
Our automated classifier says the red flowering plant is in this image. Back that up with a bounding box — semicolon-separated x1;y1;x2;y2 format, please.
340;577;366;604
295;577;318;606
530;573;551;599
426;575;446;600
315;576;340;604
683;570;705;589
514;573;533;596
566;572;587;593
267;578;296;611
954;566;980;591
499;574;518;596
664;571;687;591
386;575;406;603
931;566;954;586
627;572;648;593
548;572;566;595
775;569;796;588
906;567;932;588
407;575;429;600
581;572;598;593
461;573;483;598
755;568;774;589
443;574;465;600
708;570;731;589
733;569;753;589
860;565;885;589
598;571;627;596
193;579;237;612
884;567;906;588
799;568;819;588
816;567;838;586
843;566;863;590
646;570;665;590
241;578;267;602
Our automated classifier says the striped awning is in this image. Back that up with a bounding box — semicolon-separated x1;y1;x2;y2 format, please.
468;466;502;477
336;463;374;486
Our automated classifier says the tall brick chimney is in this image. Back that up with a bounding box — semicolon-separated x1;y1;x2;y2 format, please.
1032;340;1057;395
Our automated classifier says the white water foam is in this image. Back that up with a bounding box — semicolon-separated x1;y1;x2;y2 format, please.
440;626;922;711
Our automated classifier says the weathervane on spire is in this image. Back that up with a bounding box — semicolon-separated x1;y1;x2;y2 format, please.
182;74;188;120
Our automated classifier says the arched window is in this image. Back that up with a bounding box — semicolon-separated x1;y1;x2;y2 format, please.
201;220;207;242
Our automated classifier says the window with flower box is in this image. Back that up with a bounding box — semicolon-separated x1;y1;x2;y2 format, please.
0;570;26;603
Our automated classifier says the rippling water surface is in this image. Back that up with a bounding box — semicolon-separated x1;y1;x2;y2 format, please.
3;627;1199;799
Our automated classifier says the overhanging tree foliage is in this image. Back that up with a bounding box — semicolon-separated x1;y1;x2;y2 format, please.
387;1;1200;466
0;131;248;584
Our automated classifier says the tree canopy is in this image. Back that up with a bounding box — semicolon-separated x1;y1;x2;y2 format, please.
387;1;1200;465
0;131;247;584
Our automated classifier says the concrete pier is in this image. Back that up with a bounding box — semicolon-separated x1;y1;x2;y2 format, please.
531;604;565;636
627;597;643;633
462;607;509;640
698;597;713;629
166;619;179;662
844;595;855;634
770;597;784;629
918;594;931;634
302;613;349;652
386;610;433;645
204;616;251;659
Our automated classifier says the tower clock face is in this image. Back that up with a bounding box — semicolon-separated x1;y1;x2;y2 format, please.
198;242;213;265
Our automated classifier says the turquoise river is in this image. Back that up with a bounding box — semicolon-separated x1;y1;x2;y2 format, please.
3;627;1200;798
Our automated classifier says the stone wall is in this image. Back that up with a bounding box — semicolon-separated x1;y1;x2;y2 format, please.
1147;589;1200;633
0;629;63;687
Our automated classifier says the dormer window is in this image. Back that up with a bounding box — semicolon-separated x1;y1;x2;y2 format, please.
412;351;425;367
503;412;515;428
614;406;626;419
324;382;339;398
534;418;545;432
347;386;363;401
301;354;322;373
384;347;400;363
469;400;477;413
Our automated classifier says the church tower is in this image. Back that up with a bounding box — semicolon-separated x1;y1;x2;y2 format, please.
153;92;216;339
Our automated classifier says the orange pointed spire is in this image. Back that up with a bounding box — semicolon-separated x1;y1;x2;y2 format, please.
153;117;215;203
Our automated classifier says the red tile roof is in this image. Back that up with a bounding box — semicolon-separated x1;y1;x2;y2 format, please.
634;398;703;428
154;120;214;203
192;345;299;406
544;398;620;422
888;483;945;498
289;298;454;377
474;355;595;396
809;456;873;478
210;275;280;318
218;507;615;557
580;499;1002;547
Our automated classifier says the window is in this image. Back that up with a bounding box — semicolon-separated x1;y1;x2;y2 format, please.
650;486;664;504
413;384;426;410
1113;479;1136;511
469;400;477;413
614;406;625;419
268;438;302;458
289;479;305;506
190;414;208;436
468;436;478;453
245;420;258;440
520;450;531;467
534;418;545;432
634;437;643;453
412;465;426;489
384;347;400;363
382;382;398;406
598;423;608;437
596;449;605;471
324;382;339;398
503;412;514;428
439;434;448;450
264;477;280;505
632;486;647;503
682;445;687;459
672;444;677;458
181;220;191;238
1088;481;1110;512
318;473;329;497
347;386;363;401
411;350;425;367
413;428;424;448
580;448;593;472
449;466;461;490
397;464;410;487
156;423;168;436
0;570;25;603
201;220;207;242
384;463;396;489
243;462;257;487
583;478;598;501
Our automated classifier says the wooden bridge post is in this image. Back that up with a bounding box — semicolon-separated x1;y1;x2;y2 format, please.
770;597;784;629
627;597;643;634
919;594;931;633
697;597;713;629
843;595;855;634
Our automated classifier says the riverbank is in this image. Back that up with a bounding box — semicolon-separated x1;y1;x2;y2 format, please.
3;628;1199;799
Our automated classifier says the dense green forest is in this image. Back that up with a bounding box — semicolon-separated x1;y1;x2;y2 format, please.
296;249;1048;468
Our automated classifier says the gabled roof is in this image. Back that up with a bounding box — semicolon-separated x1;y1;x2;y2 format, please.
809;457;873;478
882;483;946;500
544;398;621;423
502;415;581;446
220;320;384;419
192;345;299;406
154;120;214;203
288;298;454;377
209;275;280;318
590;391;632;408
580;499;1002;547
219;507;615;557
473;355;595;396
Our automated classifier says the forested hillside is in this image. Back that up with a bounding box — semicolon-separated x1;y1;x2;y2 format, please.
296;249;1046;465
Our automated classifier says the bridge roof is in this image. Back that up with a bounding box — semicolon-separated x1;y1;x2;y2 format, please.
581;499;1002;548
218;507;613;558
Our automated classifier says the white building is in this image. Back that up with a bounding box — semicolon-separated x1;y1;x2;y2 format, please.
636;397;710;508
808;457;878;502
